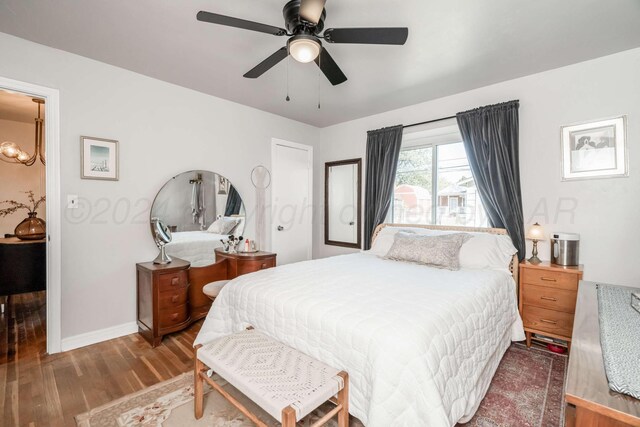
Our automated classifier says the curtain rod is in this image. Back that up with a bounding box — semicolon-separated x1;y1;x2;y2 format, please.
403;115;457;129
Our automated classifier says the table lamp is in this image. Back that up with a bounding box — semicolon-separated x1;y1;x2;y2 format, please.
526;222;545;264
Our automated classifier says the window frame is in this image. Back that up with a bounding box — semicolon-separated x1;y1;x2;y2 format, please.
392;123;483;226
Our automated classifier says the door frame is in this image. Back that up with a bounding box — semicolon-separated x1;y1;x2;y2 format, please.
0;76;62;354
270;138;313;262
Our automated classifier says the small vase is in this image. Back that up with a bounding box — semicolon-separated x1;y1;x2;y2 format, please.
14;212;46;240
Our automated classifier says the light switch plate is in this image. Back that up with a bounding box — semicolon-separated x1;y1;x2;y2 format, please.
67;194;79;209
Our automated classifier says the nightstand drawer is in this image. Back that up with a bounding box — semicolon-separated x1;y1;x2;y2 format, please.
521;268;577;291
158;289;188;307
158;303;189;329
158;271;187;292
523;305;574;337
522;284;577;313
237;258;276;275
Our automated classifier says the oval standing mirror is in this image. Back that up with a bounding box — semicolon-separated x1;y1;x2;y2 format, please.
150;170;246;266
325;159;362;248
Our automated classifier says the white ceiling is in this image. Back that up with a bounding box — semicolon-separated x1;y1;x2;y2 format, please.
0;89;43;123
1;0;639;127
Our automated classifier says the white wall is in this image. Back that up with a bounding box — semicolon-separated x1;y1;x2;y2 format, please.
0;32;318;341
2;28;638;345
313;48;640;286
0;118;46;235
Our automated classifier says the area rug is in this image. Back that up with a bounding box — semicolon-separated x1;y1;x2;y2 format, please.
460;343;567;427
76;343;566;427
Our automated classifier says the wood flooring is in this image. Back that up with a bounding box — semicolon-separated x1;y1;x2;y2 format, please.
0;291;201;427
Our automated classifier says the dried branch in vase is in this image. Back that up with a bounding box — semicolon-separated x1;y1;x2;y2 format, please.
0;190;46;217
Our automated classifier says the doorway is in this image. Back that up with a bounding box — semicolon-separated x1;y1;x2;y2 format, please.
271;139;313;265
0;89;48;361
0;76;61;355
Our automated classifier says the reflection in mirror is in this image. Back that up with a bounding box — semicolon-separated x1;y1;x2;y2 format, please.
150;170;245;266
325;159;362;248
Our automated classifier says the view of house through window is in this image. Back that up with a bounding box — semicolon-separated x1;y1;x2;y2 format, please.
392;127;488;227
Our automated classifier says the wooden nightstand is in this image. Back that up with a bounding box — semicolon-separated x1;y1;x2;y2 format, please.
519;261;584;351
136;258;191;347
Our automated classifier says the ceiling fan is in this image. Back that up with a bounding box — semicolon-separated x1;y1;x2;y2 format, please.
197;0;409;86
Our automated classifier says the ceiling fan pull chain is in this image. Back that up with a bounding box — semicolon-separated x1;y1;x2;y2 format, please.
286;55;291;102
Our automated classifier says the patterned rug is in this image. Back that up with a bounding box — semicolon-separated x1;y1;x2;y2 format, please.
75;343;566;426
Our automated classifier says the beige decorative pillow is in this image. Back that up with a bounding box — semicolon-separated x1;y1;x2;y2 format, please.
207;218;238;235
384;232;472;270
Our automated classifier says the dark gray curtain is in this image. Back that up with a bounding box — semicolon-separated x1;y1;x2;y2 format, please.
456;100;526;260
364;125;404;249
224;185;242;216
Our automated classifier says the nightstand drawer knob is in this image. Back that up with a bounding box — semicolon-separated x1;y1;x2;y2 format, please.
261;263;267;269
540;296;557;301
171;277;180;285
540;277;557;282
540;318;557;325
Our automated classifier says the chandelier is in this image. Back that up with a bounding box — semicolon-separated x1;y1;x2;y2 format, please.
0;98;45;166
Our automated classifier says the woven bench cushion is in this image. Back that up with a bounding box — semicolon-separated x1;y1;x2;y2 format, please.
198;330;344;422
202;280;229;298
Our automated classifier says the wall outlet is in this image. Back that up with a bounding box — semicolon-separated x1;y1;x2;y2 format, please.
67;194;79;209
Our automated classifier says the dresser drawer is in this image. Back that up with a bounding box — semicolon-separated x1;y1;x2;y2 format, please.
522;284;577;313
523;305;574;337
158;303;189;329
521;268;577;291
158;271;187;292
237;258;276;275
158;289;188;308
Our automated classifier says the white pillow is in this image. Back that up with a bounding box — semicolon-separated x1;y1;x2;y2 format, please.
368;227;416;256
224;216;244;235
459;233;516;271
368;225;516;271
207;218;238;235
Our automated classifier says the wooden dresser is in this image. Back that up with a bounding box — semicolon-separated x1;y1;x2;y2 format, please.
136;259;191;347
565;281;640;427
214;248;277;279
519;260;583;350
137;250;277;347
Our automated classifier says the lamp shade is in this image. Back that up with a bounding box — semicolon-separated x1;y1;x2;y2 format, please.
526;222;545;240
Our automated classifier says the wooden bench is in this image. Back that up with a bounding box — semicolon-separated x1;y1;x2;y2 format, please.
194;329;349;427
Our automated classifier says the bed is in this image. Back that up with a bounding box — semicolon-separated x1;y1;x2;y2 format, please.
195;224;525;426
165;231;228;267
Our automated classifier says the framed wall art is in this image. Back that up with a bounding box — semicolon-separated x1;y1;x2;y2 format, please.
561;116;627;180
81;136;119;181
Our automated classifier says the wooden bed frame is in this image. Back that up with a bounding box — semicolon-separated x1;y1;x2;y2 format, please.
372;223;519;285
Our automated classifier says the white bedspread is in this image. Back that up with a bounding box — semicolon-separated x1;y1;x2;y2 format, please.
165;231;227;267
195;253;524;426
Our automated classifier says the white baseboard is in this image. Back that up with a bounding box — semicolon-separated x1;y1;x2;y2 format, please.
61;321;138;352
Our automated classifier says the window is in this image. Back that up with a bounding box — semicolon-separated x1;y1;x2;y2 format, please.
392;124;488;227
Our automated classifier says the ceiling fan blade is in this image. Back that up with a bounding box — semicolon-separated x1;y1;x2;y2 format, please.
197;11;287;36
244;47;289;79
324;27;409;45
314;47;347;86
299;0;326;25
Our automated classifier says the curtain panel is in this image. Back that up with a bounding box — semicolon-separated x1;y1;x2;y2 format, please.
363;125;404;249
456;100;526;260
224;185;243;216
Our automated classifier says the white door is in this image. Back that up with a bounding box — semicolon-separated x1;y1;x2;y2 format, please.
271;139;313;265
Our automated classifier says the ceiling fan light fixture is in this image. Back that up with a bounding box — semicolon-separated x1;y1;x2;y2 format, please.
288;35;321;63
